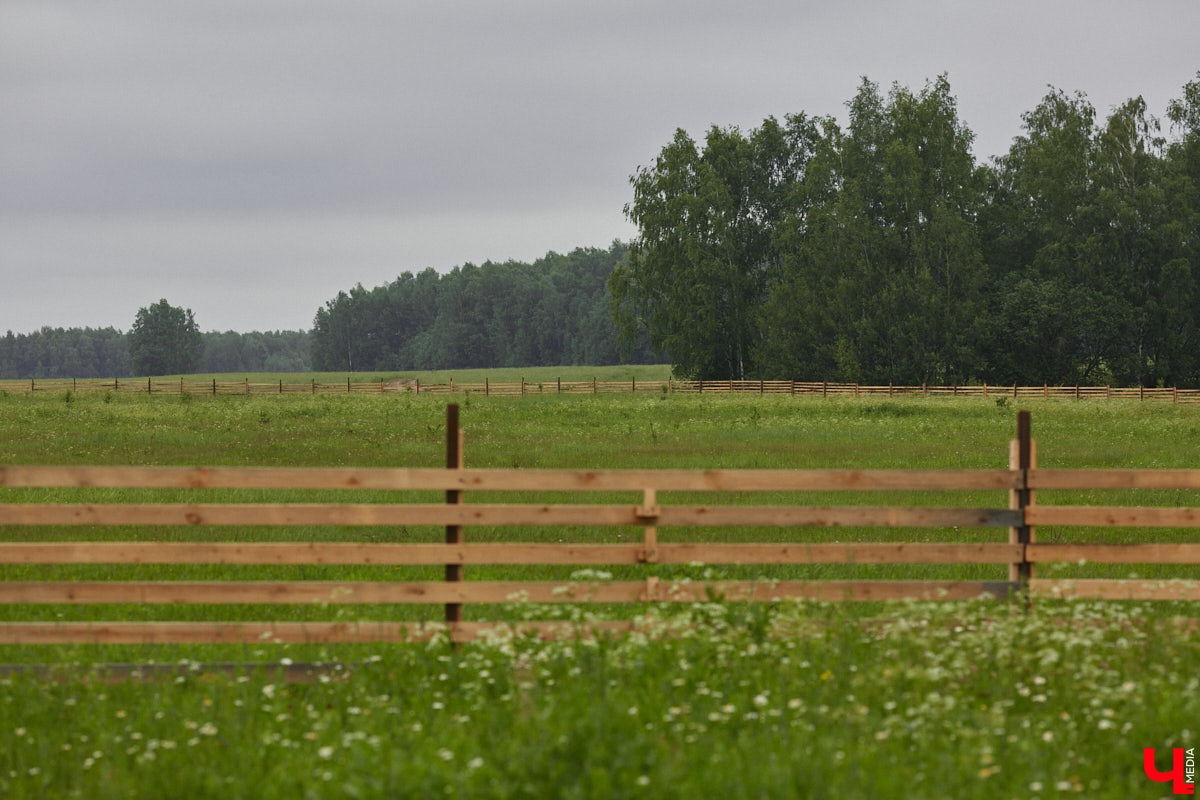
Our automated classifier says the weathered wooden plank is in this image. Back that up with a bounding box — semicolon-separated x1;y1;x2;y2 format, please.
0;580;607;604
0;503;644;527
1026;506;1200;527
0;503;1020;528
0;541;1023;565
0;465;1022;492
1030;579;1200;601
0;579;1018;604
441;469;1020;492
0;620;641;644
0;465;446;490
654;506;1019;528
1027;543;1200;564
635;580;1017;602
1026;469;1200;490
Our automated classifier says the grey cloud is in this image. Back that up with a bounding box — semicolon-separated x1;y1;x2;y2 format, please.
1;0;1198;333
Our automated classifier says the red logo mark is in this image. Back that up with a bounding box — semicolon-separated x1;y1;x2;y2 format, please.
1145;748;1196;795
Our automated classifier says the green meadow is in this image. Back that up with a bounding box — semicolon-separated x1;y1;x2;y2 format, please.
0;364;674;391
2;385;1200;797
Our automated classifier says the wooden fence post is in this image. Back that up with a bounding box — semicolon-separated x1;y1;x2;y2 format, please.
633;377;636;394
212;379;216;397
557;377;561;393
415;379;419;395
245;379;249;396
521;378;525;396
1012;383;1017;398
445;404;464;627
822;381;827;397
888;381;892;396
593;377;597;394
347;377;351;394
147;377;152;394
1140;384;1144;401
311;379;315;395
983;382;988;398
180;377;183;394
1174;386;1178;404
639;488;658;564
485;378;489;396
1009;411;1036;593
280;380;284;395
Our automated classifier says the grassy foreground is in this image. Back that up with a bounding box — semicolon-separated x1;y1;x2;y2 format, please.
2;390;1200;797
2;601;1196;798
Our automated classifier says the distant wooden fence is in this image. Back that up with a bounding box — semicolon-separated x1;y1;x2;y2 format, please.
3;377;1200;402
2;410;1200;644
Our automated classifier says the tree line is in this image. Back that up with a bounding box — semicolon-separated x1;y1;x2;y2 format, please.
0;324;310;379
4;244;655;378
310;244;658;371
612;73;1200;386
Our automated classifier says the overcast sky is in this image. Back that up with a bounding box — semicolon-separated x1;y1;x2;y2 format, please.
2;0;1197;334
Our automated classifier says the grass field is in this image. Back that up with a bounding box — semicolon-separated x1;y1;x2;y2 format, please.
0;363;675;390
2;387;1199;797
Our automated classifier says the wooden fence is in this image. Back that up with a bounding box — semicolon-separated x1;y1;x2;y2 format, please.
2;410;1200;644
3;377;1200;403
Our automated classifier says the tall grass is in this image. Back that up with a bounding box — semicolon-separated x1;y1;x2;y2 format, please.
2;600;1197;798
2;391;1199;796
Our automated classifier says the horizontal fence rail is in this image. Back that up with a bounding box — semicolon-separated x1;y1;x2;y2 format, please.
3;377;1200;403
0;466;1025;491
0;542;1025;566
3;409;1200;644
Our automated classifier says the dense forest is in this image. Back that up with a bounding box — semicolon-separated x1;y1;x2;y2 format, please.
614;73;1200;386
0;328;310;379
309;244;658;371
2;244;654;378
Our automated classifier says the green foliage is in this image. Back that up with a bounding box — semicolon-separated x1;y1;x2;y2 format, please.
614;118;813;379
0;328;310;380
0;327;129;379
762;76;987;385
201;330;310;373
127;300;203;377
623;72;1200;387
311;244;657;372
